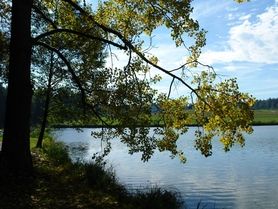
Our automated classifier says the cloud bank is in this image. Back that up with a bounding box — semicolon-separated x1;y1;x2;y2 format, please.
200;2;278;65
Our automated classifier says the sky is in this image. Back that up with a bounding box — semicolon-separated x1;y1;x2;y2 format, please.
195;0;278;99
150;0;278;100
91;0;278;100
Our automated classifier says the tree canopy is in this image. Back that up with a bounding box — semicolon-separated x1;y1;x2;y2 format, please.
0;0;254;174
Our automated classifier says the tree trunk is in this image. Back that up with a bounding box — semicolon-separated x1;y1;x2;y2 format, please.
36;54;54;148
0;0;33;175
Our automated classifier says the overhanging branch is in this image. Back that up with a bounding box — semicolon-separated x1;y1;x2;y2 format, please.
61;0;200;97
33;29;127;50
62;0;225;119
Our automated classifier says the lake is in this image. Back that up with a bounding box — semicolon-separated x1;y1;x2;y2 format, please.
54;126;278;209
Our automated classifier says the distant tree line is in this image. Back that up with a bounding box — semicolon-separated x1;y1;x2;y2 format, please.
253;98;278;109
1;82;277;128
0;84;93;129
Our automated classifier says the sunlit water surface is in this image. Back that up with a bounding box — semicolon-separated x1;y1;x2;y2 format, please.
54;126;278;209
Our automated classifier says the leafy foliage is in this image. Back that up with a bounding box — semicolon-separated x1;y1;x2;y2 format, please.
0;0;254;163
192;72;254;155
235;0;250;3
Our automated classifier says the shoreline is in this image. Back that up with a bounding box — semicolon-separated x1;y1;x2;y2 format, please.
51;123;278;129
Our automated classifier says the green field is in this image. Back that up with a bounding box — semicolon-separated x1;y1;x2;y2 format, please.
253;109;278;125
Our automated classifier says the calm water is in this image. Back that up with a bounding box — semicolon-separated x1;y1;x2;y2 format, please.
54;126;278;209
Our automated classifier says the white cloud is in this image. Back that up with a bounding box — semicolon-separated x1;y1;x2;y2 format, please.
238;14;252;21
200;2;278;65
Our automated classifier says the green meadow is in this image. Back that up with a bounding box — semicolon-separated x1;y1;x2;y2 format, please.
253;109;278;125
152;109;278;126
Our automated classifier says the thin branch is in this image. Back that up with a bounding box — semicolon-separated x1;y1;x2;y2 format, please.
33;29;127;50
167;78;175;99
142;35;155;53
107;43;114;69
129;45;199;97
195;60;216;74
169;60;197;73
32;5;58;29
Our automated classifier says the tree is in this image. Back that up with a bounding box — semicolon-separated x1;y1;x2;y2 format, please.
35;52;54;148
0;0;254;175
1;0;33;174
253;98;278;109
31;1;106;147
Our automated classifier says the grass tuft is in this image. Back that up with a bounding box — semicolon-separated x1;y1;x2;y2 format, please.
132;187;183;209
84;161;129;202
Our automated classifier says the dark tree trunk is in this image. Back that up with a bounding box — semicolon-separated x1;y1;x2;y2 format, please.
0;0;33;175
36;54;54;148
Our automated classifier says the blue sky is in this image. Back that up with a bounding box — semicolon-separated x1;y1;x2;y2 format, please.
194;0;278;99
144;0;278;100
92;0;278;100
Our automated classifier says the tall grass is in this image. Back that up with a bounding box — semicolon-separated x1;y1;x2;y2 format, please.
132;187;183;209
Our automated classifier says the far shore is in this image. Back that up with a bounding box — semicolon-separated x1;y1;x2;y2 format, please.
51;122;278;129
1;121;278;132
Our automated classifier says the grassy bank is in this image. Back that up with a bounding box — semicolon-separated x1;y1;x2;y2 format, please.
253;109;278;125
0;139;182;209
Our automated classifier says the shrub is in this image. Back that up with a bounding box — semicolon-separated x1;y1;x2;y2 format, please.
132;187;183;209
43;139;71;165
84;162;126;195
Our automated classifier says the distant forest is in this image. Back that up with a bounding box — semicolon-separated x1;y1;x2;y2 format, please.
0;84;278;128
253;98;278;109
0;84;85;128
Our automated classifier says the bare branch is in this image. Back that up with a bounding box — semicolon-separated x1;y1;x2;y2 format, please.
169;60;197;73
195;61;216;74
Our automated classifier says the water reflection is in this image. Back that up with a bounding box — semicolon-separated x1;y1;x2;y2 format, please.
54;126;278;209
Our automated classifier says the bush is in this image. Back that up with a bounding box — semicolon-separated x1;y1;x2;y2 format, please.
133;187;183;209
43;139;71;165
84;161;126;195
